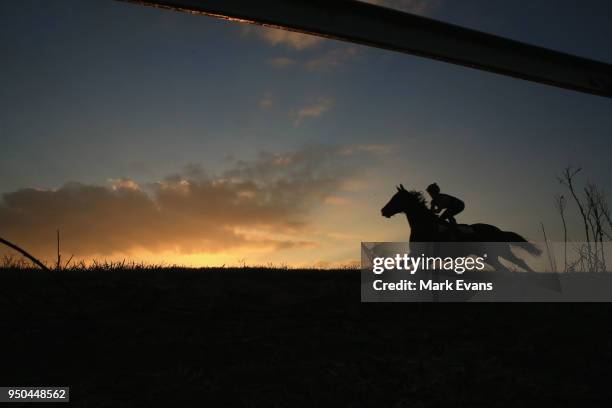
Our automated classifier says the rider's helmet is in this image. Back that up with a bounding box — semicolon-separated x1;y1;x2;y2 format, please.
426;183;440;195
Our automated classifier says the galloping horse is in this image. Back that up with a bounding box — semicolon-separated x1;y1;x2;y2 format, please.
381;184;541;272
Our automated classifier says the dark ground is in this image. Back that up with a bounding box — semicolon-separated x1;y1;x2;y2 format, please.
1;267;611;407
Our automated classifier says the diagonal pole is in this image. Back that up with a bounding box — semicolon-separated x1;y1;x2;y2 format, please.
115;0;612;98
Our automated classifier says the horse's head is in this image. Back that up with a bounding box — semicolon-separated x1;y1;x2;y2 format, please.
381;184;419;218
380;184;427;218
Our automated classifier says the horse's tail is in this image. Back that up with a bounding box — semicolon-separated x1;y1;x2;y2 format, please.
501;231;542;256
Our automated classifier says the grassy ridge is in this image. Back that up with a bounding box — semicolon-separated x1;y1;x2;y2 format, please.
0;267;610;407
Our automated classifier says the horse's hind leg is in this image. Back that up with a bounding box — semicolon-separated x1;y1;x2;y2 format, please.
485;255;508;272
500;246;535;273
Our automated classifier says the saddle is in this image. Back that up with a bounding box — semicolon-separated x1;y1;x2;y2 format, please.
436;222;474;238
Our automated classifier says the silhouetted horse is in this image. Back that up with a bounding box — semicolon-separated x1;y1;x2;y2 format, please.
381;185;541;272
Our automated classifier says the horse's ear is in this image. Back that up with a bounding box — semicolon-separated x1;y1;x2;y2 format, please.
396;185;401;192
400;184;406;191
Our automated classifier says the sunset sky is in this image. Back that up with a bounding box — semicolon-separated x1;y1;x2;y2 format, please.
1;0;612;267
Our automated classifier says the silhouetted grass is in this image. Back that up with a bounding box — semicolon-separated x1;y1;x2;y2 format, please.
1;265;611;406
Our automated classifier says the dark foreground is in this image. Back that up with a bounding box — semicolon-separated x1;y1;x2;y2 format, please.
1;267;611;407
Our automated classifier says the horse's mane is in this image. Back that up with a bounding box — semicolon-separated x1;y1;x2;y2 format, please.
407;190;428;209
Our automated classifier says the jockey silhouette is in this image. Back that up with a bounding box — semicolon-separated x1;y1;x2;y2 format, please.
426;183;465;225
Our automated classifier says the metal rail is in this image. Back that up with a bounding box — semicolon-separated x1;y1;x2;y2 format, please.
116;0;612;98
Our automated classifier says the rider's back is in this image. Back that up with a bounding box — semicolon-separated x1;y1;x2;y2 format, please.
432;193;464;209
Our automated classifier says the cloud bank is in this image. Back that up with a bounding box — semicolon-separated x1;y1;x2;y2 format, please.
0;146;386;260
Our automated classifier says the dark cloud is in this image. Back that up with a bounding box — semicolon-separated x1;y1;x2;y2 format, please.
0;146;387;260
